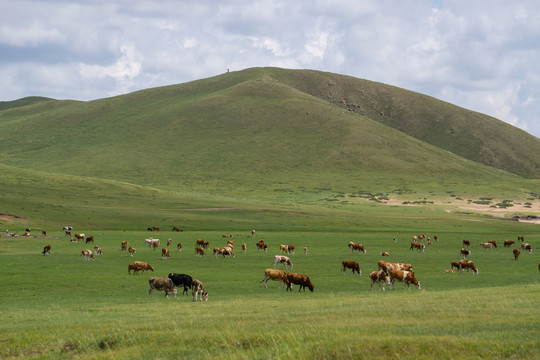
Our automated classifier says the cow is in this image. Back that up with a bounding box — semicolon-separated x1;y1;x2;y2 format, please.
172;226;183;232
212;248;224;258
450;261;461;272
227;240;235;247
521;243;532;254
259;268;289;288
274;255;293;270
288;244;296;254
459;260;478;274
380;252;390;256
168;273;193;295
518;235;524;242
196;239;205;246
81;249;94;261
161;248;170;259
241;243;247;253
222;246;235;258
488;240;498;248
377;260;413;274
128;246;136;257
251;229;256;236
177;243;182;252
195;246;205;257
279;244;289;254
348;242;367;254
42;244;51;256
410;242;425;252
70;238;77;242
133;261;154;273
434;235;439;242
201;241;209;249
256;240;268;252
42;230;47;236
460;248;471;259
304;247;308;256
342;260;361;275
167;238;172;247
148;277;177;298
286;273;314;292
480;242;493;250
191;279;208;302
94;246;102;256
74;233;85;241
513;248;521;260
128;263;140;274
389;270;420;289
463;239;471;248
426;240;432;247
65;230;71;237
145;238;160;247
504;240;515;248
153;226;160;232
369;270;391;291
85;236;94;244
121;240;128;250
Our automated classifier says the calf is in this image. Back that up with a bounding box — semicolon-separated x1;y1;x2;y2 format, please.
286;273;314;292
168;273;193;295
260;268;289;288
128;263;140;274
274;255;293;270
304;247;308;256
42;244;51;256
81;249;94;261
161;248;170;259
369;270;390;291
279;244;289;254
380;252;390;256
148;277;177;298
342;260;361;275
513;248;521;260
389;270;420;290
191;279;208;302
128;246;136;257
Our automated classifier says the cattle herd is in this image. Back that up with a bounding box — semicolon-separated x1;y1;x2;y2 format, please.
2;226;537;300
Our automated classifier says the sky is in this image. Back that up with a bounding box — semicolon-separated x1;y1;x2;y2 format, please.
1;0;539;138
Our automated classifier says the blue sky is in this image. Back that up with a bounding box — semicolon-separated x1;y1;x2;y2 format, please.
1;0;539;138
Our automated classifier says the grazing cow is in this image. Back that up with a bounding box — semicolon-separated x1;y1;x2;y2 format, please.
286;273;314;292
463;239;471;248
74;233;85;241
380;252;390;256
227;240;235;247
342;260;361;275
191;279;208;302
153;226;160;231
70;238;78;242
518;235;524;242
521;243;532;254
458;260;478;274
274;255;293;270
348;242;367;254
251;229;256;236
85;236;94;244
393;237;397;243
172;226;183;232
94;246;102;256
177;243;182;251
212;248;224;259
259;268;289;288
426;240;432;247
121;240;128;250
65;230;71;237
256;240;268;252
222;246;235;258
377;260;413;274
241;243;247;252
145;238;160;247
133;261;154;273
434;235;439;242
410;242;425;252
81;249;94;261
304;247;308;256
196;239;205;246
42;244;51;256
128;263;140;274
42;230;47;236
148;277;177;298
503;240;515;248
195;246;205;257
450;261;461;272
369;270;391;291
488;240;498;248
513;248;521;260
480;242;493;251
460;248;471;259
288;244;296;254
161;248;170;259
168;273;193;295
389;270;421;289
128;246;136;257
279;244;289;254
167;238;172;247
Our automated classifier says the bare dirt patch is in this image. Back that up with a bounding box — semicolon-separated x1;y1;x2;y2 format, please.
0;213;27;221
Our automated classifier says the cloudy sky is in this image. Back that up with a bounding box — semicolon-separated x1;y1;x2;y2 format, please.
1;0;539;138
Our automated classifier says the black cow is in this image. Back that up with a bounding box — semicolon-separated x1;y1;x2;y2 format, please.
168;273;193;295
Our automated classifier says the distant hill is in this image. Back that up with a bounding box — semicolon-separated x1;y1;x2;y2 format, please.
0;96;54;111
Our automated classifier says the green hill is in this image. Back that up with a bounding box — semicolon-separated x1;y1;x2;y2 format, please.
0;67;538;228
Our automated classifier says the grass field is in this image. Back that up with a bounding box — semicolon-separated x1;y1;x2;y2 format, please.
1;227;539;359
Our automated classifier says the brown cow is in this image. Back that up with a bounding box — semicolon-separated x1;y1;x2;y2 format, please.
380;252;390;256
286;273;314;292
450;261;461;272
274;255;293;269
513;248;521;260
94;246;102;256
177;243;183;252
410;242;425;252
463;239;471;248
342;260;361;275
148;277;177;298
521;243;532;254
121;240;128;251
460;248;471;259
128;263;140;274
389;270;420;289
42;244;51;256
128;246;136;257
279;244;289;254
504;240;515;248
369;270;390;291
241;243;247;253
133;261;154;273
167;238;172;247
348;242;366;254
42;230;47;236
260;268;289;288
377;260;413;274
152;242;159;251
288;244;296;254
161;248;170;259
195;246;205;257
458;260;478;274
488;240;498;248
192;279;208;302
85;236;94;244
518;235;524;242
81;249;94;261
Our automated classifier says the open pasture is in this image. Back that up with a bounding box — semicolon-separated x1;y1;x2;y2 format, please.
1;227;539;359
